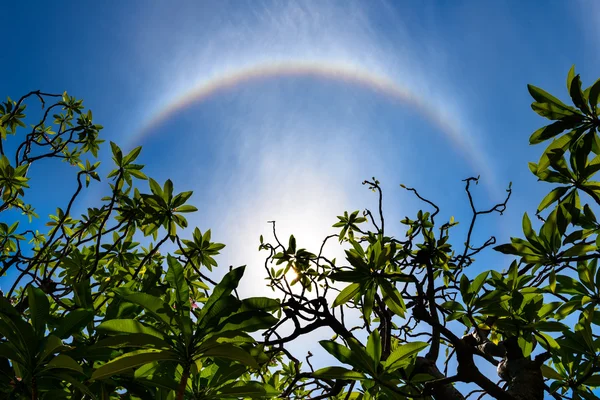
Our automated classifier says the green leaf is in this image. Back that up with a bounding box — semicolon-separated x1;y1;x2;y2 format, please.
584;375;600;387
330;270;369;283
332;283;361;307
346;338;377;376
540;364;563;380
379;279;406;317
459;274;470;300
588;78;600;114
0;296;21;319
383;342;428;372
0;343;23;364
531;102;577;120
73;279;93;309
213;311;278;334
92;333;170;350
549;269;556;294
196;296;241;336
567;65;576;92
45;354;83;374
172;191;193;208
27;286;49;336
118;292;175;328
570;74;591;115
319;340;354;366
195;331;254;352
200;344;258;369
0;312;37;356
362;284;375;322
54;373;98;399
110;142;123;165
174;205;197;213
366;330;381;365
562;243;596;257
555;300;582;319
538;302;561;319
123;146;142;165
91;350;178;380
240;297;280;312
529;116;581;144
217;381;279;398
148;178;163;197
196;266;245;329
128;168;148;180
51;309;94;339
528;84;577;113
166;255;189;312
536;130;578;172
522;212;534;240
534;321;567;332
96;319;165;339
208;362;247;387
470;271;489;294
163;179;173;201
320;339;373;374
440;301;465;312
39;335;67;363
555;275;588;295
538;186;569;213
495;242;533;257
312;366;366;380
135;375;180;393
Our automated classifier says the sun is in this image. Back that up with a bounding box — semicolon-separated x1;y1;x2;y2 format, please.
285;266;299;283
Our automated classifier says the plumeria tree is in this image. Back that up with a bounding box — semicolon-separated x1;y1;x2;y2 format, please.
0;67;599;400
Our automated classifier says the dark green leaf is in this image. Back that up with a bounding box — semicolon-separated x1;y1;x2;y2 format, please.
200;344;258;369
530;119;582;146
96;319;166;339
91;350;178;380
384;342;428;372
570;74;591;115
45;354;83;374
27;286;49;336
92;333;170;350
196;266;245;330
118;293;174;328
51;309;94;339
588;78;600;114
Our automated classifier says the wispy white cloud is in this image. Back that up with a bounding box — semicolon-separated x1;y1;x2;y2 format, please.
119;0;504;366
125;0;495;191
195;90;372;296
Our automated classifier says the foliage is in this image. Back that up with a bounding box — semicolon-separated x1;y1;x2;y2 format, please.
0;66;599;400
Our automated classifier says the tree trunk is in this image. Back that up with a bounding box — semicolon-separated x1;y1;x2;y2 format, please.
177;367;189;400
415;357;465;400
31;376;37;400
493;337;544;400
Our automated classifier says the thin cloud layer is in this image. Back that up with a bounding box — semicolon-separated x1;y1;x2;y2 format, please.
120;0;503;301
127;1;497;193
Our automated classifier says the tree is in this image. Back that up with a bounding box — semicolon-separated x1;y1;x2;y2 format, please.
0;67;598;399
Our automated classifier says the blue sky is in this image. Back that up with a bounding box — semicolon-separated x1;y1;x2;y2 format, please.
2;0;599;396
